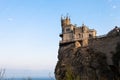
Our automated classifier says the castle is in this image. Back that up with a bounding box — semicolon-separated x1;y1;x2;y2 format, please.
56;16;120;80
60;16;96;47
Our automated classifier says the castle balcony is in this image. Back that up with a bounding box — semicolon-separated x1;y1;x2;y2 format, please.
59;40;74;44
59;37;89;44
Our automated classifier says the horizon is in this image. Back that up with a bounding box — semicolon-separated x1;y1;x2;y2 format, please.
0;0;120;78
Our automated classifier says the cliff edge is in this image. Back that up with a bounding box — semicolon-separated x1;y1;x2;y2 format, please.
55;17;120;80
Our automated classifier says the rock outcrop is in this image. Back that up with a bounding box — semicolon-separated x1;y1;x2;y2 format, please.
55;27;120;80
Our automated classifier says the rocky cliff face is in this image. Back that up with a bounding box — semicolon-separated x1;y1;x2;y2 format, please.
55;30;120;80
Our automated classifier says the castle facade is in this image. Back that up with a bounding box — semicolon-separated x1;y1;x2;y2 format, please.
60;16;96;47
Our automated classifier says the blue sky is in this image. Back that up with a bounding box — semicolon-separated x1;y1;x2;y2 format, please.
0;0;120;78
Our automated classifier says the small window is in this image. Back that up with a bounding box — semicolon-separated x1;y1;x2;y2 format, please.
89;34;92;38
66;28;70;32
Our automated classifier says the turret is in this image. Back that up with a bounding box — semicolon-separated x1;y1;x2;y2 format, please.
82;23;88;33
61;16;71;28
66;16;70;25
61;16;66;27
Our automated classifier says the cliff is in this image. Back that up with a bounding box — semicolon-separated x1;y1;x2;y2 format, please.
55;28;120;80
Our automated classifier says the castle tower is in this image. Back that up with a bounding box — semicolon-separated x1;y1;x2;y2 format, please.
61;16;71;28
60;15;74;43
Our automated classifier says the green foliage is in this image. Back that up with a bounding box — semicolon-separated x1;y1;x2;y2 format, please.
65;65;73;80
75;76;81;80
65;65;80;80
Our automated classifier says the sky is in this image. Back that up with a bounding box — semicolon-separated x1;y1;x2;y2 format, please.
0;0;120;78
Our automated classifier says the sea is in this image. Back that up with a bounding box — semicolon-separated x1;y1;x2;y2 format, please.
4;78;55;80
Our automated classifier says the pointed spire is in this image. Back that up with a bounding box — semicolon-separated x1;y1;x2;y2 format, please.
61;14;63;20
66;13;68;17
82;21;85;26
68;15;71;21
66;13;69;19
